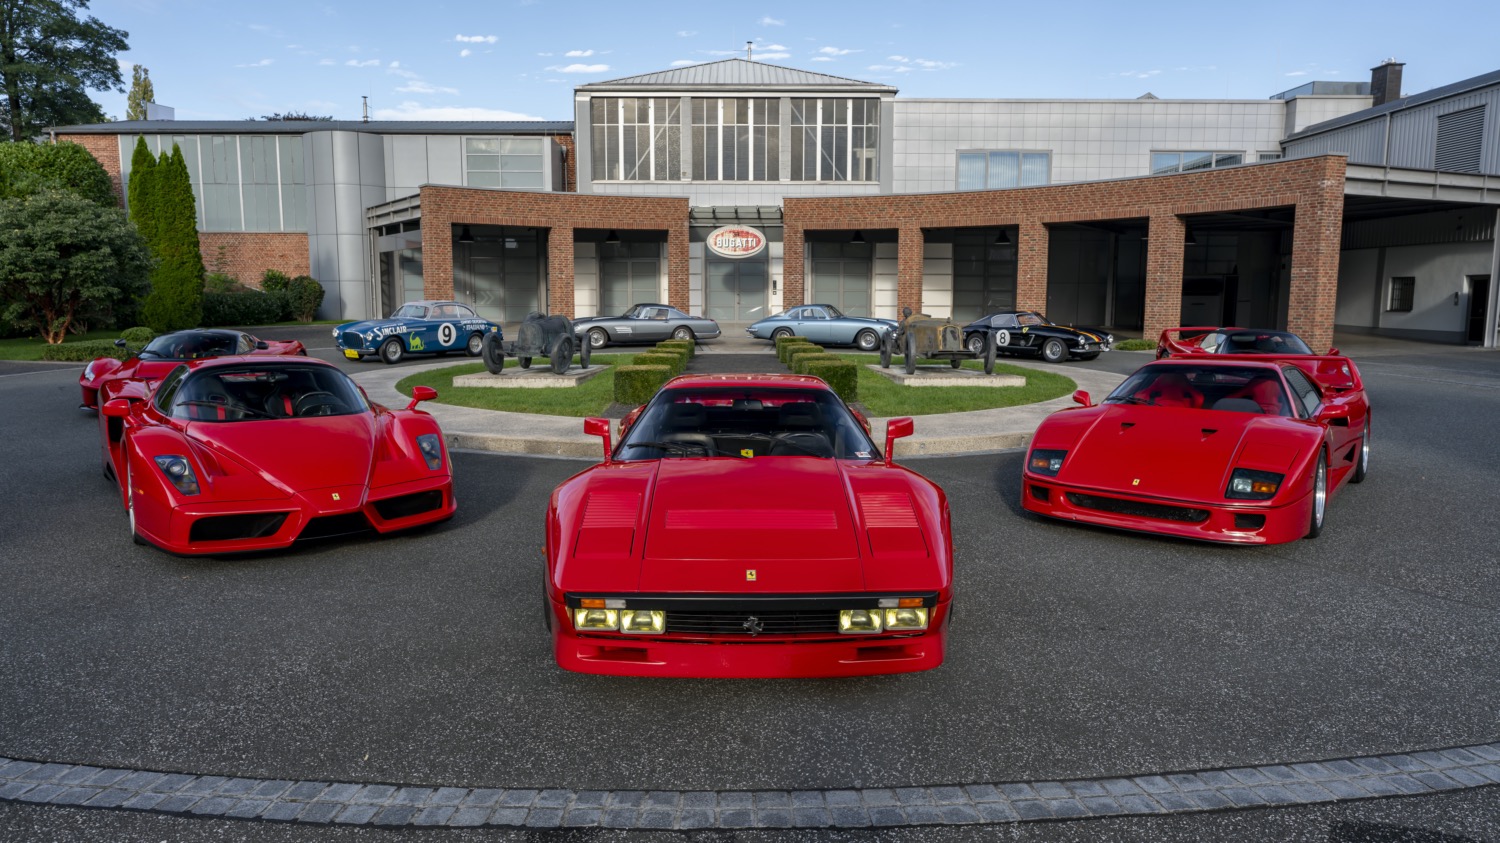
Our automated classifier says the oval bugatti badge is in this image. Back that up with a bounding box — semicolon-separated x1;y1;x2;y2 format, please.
707;225;767;259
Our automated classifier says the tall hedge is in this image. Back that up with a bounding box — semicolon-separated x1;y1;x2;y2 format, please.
614;366;672;405
803;359;858;402
140;145;205;332
126;138;157;244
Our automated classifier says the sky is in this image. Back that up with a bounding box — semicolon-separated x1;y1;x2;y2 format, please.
88;0;1500;123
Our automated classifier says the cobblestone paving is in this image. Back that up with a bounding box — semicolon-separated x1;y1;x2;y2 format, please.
4;744;1499;829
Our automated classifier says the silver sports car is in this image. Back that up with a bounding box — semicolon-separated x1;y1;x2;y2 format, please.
745;304;898;351
572;303;721;349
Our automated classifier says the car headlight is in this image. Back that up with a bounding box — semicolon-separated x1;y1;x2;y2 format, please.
416;433;443;470
839;609;883;634
1226;468;1283;500
620;610;666;634
572;608;619;631
331;328;339;338
882;607;930;630
84;361;100;380
1027;448;1067;477
154;455;200;496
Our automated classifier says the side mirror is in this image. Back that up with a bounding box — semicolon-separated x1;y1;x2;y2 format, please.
114;338;128;348
1072;390;1092;407
1327;347;1340;356
406;385;437;410
584;417;613;464
884;417;914;465
101;398;133;419
255;340;270;350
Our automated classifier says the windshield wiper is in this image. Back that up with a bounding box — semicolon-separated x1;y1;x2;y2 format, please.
1105;396;1151;406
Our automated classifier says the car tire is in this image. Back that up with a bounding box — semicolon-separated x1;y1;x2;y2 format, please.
379;337;404;365
966;333;985;355
126;461;145;546
983;331;997;375
466;333;485;356
1351;417;1370;484
579;335;592;368
672;326;695;342
549;335;573;375
481;333;505;374
950;358;962;369
588;328;609;349
1041;338;1066;364
855;329;879;351
1306;449;1328;539
771;328;793;342
903;330;917;375
879;333;893;369
519;357;532;369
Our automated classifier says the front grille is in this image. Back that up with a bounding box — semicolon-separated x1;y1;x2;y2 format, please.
1065;493;1209;523
340;332;366;350
190;512;290;543
298;512;372;541
666;609;840;636
373;490;444;521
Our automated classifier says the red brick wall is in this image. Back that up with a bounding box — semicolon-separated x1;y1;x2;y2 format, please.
57;134;123;205
418;187;691;317
200;232;311;287
553;135;577;193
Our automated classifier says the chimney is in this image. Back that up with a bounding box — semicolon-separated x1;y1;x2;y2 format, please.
1370;59;1404;106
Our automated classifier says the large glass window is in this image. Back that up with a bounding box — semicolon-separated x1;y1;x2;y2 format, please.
122;134;306;233
590;97;682;181
465;137;545;189
956;151;1050;190
789;98;879;182
1151;151;1244;174
691;98;779;181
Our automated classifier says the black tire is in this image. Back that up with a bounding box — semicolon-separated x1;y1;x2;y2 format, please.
879;334;893;369
672;325;695;342
588;328;609;349
1306;449;1328;539
481;333;505;374
966;333;985;355
855;329;879;351
983;332;997;375
466;333;485;356
771;328;794;342
519;357;532;369
1041;338;1067;364
579;336;592;368
126;461;144;546
379;337;404;365
1351;418;1370;484
549;335;573;374
950;358;962;369
903;330;917;375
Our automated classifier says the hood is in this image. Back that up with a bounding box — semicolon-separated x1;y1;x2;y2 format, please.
336;317;416;335
187;414;376;497
1058;406;1305;502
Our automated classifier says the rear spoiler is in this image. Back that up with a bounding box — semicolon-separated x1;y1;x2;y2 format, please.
1156;327;1223;356
1196;352;1363;392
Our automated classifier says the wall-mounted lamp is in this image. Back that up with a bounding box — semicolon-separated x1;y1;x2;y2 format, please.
850;230;866;244
457;225;475;244
604;229;621;244
994;228;1011;245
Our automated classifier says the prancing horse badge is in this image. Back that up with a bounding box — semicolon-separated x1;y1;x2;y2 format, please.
746;569;757;582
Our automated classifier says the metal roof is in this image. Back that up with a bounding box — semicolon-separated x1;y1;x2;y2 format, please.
1284;67;1500;141
49;120;574;135
579;59;896;93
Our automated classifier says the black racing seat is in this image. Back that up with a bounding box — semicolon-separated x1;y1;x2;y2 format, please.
772;402;833;457
662;402;715;455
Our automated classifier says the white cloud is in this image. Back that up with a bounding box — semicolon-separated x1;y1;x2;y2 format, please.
319;58;336;66
882;55;956;72
550;63;609;73
1285;70;1308;77
756;52;791;60
346;59;380;67
396;81;459;95
817;47;857;56
809;57;833;62
455;34;497;44
459;49;471;57
388;62;417;78
1118;69;1162;79
760;16;784;25
676;30;697;37
565;49;594;57
373;101;544;121
236;58;274;68
670;59;700;67
760;43;788;51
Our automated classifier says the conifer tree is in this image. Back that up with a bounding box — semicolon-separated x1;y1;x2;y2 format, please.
126;66;154;121
140;145;204;331
126;138;157;243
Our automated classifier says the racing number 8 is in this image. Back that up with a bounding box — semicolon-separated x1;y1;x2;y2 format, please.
438;323;457;346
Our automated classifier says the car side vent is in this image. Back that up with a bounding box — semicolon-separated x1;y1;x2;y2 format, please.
858;492;918;527
583;492;641;528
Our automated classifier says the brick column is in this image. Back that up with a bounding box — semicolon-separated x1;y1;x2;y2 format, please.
897;224;924;315
783;224;806;308
547;225;575;317
1143;213;1186;341
1016;220;1049;312
666;224;691;311
1286;160;1346;353
426;223;455;300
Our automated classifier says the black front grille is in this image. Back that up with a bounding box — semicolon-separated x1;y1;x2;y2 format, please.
373;490;444;521
1066;493;1209;523
189;512;290;543
340;332;365;350
666;609;840;636
298;512;372;541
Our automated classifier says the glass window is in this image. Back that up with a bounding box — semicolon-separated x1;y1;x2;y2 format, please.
1282;368;1321;418
956;150;1050;190
1388;277;1415;312
168;364;369;422
1258;150;1284;162
466;137;545;189
615;386;877;461
1152;150;1247;175
691;98;779;181
591;98;682;181
790;98;879;182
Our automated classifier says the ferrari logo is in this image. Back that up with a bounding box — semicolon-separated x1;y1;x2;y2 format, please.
331;492;341;501
746;569;757;582
740;448;754;458
743;616;764;636
1131;479;1140;486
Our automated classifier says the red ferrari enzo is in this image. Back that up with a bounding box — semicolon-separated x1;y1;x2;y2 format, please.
1023;357;1370;544
97;356;454;555
1156;327;1335;359
546;374;953;678
80;329;306;410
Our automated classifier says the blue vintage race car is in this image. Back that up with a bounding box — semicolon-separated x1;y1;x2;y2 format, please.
334;301;502;364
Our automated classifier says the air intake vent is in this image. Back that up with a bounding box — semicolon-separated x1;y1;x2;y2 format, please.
1435;106;1485;174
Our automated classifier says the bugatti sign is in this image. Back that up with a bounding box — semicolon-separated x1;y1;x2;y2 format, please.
707;225;767;259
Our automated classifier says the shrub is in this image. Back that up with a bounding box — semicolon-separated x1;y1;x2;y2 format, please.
286;275;325;322
773;334;807;353
634;352;686;377
779;341;820;365
656;339;694;359
614;365;672;405
1114;338;1156;351
790;352;840;375
119;327;155;344
39;339;128;362
803;359;858;402
261;269;291;293
203;272;243;293
786;347;832;371
202;290;290;327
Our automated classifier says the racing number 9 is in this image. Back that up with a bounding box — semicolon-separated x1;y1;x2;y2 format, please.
438;323;457;346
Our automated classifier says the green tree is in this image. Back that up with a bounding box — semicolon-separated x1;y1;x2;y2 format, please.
0;139;113;206
139;144;203;331
0;0;129;141
125;136;155;241
125;63;152;120
258;111;332;121
0;187;150;342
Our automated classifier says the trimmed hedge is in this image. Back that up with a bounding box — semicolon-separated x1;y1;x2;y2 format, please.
773;334;807;353
656;339;694;359
649;346;690;371
202;290;291;327
787;347;833;372
40;339;128;362
1114;338;1155;351
779;341;821;365
790;352;840;375
614;365;673;405
633;352;686;376
803;359;859;402
119;327;155;344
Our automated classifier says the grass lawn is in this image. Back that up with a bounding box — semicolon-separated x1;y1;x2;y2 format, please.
395;355;643;417
837;354;1077;416
0;330;124;361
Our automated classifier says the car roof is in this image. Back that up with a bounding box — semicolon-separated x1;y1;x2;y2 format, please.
399;300;464;307
662;373;832;391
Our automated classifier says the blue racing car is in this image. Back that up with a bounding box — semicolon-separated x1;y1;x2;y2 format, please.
335;301;502;364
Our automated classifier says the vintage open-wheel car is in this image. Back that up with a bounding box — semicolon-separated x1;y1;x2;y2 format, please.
481;312;591;375
880;309;997;375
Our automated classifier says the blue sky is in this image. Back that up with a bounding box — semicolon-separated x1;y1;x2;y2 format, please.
91;0;1500;122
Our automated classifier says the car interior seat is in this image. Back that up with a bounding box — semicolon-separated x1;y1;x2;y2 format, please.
183;378;234;420
1134;373;1203;408
771;402;833;457
662;402;715;455
1229;376;1290;415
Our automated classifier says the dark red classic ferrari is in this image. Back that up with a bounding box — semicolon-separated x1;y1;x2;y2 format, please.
1023;356;1370;544
80;329;306;410
98;356;454;556
1155;326;1334;359
547;374;953;678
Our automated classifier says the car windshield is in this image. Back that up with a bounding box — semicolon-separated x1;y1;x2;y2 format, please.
392;304;428;319
138;332;238;360
161;364;369;422
1217;331;1313;355
823;305;844;318
1104;364;1293;417
1017;312;1050;327
617;387;878;460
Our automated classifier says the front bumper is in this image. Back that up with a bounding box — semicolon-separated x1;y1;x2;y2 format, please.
1021;475;1311;545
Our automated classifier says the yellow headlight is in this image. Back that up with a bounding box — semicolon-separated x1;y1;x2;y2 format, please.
882;607;929;630
620;610;665;634
838;609;883;634
572;608;619;630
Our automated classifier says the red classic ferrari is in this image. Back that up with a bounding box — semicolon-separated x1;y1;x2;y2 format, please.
547;374;953;678
1156;327;1335;359
98;356;454;555
1023;357;1370;544
80;329;306;410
